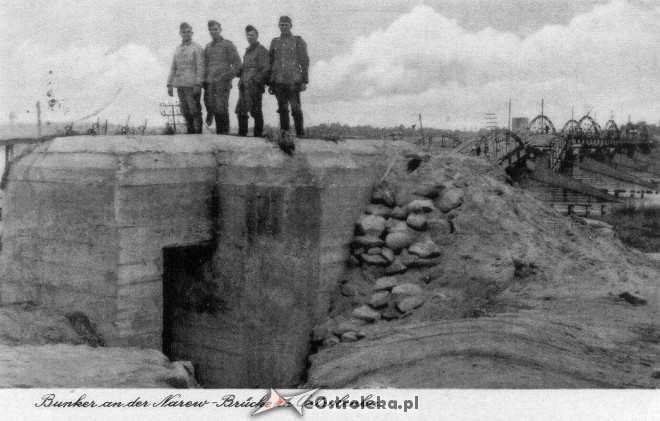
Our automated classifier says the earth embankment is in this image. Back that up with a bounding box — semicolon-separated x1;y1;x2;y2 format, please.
307;152;659;388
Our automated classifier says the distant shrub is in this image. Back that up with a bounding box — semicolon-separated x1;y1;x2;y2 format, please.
163;123;176;135
600;205;660;252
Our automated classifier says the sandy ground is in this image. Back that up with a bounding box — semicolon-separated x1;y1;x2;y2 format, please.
306;152;660;388
0;304;197;388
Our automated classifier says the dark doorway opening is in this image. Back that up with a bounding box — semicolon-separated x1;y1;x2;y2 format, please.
162;242;216;361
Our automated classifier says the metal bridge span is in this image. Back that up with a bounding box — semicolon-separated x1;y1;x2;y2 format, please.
454;115;658;216
456;115;653;173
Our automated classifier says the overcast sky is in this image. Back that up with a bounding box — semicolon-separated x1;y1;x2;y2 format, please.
1;0;659;130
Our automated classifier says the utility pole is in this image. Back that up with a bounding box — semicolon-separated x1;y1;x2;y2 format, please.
508;99;511;131
160;101;184;134
36;101;42;138
485;113;497;131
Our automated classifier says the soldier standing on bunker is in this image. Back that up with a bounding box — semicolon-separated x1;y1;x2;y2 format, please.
167;22;205;134
203;20;241;134
235;25;270;137
268;15;309;137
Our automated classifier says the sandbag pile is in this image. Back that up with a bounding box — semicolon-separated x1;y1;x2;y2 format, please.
314;165;466;347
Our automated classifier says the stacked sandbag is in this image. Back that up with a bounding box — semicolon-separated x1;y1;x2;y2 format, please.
314;172;463;346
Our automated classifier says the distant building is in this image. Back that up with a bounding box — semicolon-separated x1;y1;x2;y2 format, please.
512;117;529;133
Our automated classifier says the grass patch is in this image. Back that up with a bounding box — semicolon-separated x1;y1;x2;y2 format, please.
599;205;660;252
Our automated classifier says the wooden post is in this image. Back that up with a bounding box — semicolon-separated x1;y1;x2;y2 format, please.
36;101;42;138
171;103;177;133
419;114;424;146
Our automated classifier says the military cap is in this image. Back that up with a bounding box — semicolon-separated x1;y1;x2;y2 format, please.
245;25;258;34
179;22;192;31
279;15;292;24
207;20;221;28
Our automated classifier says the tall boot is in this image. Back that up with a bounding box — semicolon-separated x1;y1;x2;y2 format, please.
224;114;231;134
279;111;290;133
213;114;222;134
193;114;203;134
292;111;304;137
184;116;195;134
215;113;229;134
253;114;264;137
238;115;248;137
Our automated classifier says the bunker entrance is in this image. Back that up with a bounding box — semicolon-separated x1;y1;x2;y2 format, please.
161;242;218;382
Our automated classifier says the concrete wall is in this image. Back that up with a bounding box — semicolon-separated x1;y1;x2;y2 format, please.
0;137;220;345
113;146;218;348
194;144;385;387
0;135;411;387
0;147;121;340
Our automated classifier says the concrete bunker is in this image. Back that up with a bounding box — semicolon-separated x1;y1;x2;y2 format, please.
0;135;411;387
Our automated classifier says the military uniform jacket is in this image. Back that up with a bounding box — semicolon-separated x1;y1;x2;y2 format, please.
204;37;242;88
239;42;270;88
167;41;205;88
269;34;309;85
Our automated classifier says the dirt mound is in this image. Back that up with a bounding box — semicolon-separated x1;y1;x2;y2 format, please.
0;343;197;388
307;152;660;388
0;303;85;346
0;303;197;388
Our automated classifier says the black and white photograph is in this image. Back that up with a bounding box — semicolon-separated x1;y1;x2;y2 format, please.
0;0;658;419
